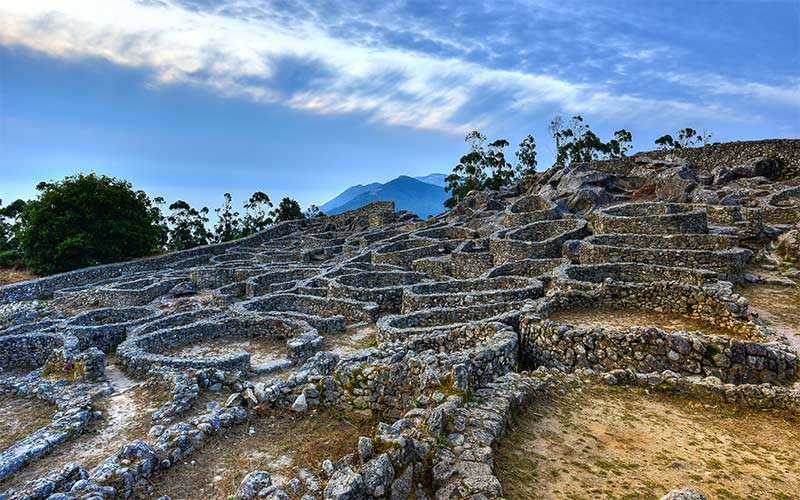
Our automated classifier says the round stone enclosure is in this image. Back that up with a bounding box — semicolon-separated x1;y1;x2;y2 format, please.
233;293;379;332
502;195;560;227
402;276;544;312
490;218;587;264
594;202;708;234
65;306;162;352
329;271;429;312
117;315;317;374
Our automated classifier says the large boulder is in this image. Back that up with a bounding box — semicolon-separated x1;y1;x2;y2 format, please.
654;165;699;202
538;163;622;214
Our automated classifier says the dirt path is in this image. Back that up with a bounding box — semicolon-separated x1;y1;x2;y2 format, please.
494;384;800;499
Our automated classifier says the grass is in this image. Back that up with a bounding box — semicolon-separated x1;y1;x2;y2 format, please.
493;383;800;500
140;407;377;499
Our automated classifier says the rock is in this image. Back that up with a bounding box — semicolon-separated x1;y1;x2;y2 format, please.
324;466;364;500
655;165;698;202
169;282;197;297
361;454;394;497
660;488;707;500
390;465;413;500
358;436;374;462
236;471;271;500
291;393;308;412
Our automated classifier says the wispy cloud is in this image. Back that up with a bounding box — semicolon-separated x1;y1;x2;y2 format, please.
0;0;796;133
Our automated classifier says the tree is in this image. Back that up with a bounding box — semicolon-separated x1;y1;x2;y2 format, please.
550;115;632;166
0;199;26;267
271;197;304;223
655;128;712;149
444;131;538;208
241;191;273;236
19;173;165;274
214;193;242;242
515;134;538;178
304;205;325;219
167;200;212;251
444;131;490;209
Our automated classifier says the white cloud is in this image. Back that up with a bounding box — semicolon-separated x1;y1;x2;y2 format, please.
0;0;784;133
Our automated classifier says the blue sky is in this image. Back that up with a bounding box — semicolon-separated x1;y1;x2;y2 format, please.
1;0;798;212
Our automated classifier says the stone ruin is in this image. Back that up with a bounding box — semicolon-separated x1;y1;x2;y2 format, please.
0;138;798;499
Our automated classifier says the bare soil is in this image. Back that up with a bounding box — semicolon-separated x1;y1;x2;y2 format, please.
550;307;746;338
138;408;377;499
168;337;288;365
0;395;57;450
494;384;800;500
325;324;378;356
735;282;800;349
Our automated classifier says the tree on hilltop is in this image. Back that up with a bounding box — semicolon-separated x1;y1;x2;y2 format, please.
167;200;212;250
214;193;242;242
444;131;539;208
271;197;304;223
241;191;273;236
19;173;165;274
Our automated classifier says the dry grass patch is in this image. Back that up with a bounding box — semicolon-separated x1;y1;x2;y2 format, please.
140;408;376;500
168;337;288;365
550;307;747;339
735;282;800;348
0;395;57;450
1;381;170;490
325;324;379;356
0;267;37;286
494;384;800;500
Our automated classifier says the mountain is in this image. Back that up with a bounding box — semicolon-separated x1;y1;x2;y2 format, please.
323;175;449;218
319;182;382;214
414;173;448;187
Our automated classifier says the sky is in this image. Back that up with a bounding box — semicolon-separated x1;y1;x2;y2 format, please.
1;0;799;213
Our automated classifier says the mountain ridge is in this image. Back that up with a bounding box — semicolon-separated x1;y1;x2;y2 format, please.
322;174;449;218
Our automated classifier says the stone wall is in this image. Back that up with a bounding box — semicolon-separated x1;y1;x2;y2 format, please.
593;139;800;180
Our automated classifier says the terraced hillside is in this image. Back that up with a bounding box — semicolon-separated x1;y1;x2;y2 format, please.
0;139;799;499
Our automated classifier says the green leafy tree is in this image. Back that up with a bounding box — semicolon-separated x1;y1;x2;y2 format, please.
444;131;490;209
271;197;304;223
167;200;212;250
0;199;27;267
214;193;242;242
515;134;538;177
444;131;538;208
550;115;632;166
655;128;712;149
19;173;165;274
241;191;273;236
304;205;325;219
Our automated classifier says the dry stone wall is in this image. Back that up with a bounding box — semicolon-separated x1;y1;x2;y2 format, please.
1;140;799;499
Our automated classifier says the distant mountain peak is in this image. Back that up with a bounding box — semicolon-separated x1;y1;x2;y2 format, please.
320;174;449;218
414;173;448;188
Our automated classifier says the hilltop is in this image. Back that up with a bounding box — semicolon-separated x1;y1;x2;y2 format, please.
0;139;798;499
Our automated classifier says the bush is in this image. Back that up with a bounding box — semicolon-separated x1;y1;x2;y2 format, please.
20;173;166;275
